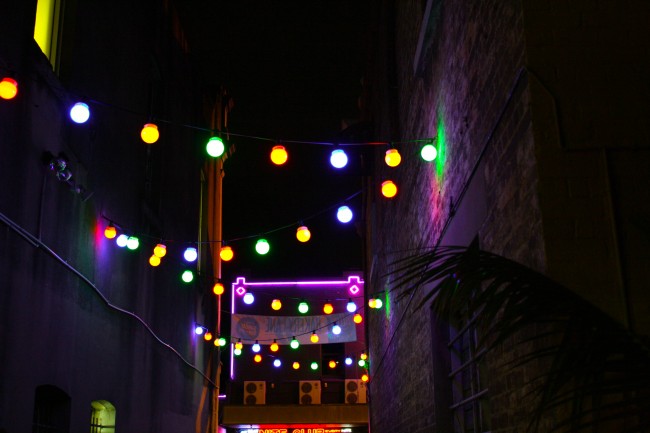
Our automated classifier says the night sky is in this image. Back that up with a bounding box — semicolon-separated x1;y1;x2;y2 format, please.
176;1;369;281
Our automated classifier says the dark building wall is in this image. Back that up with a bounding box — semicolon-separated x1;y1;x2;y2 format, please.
0;1;216;432
363;0;650;432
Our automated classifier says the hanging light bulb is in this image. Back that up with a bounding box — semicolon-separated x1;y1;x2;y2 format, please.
353;313;363;324
337;205;353;223
149;255;161;267
368;299;377;309
323;302;334;315
298;300;309;314
270;340;279;352
332;323;342;335
254;354;262;363
213;282;225;296
328;360;337;369
385;148;401;167
421;142;438;161
358;359;366;367
290;337;300;349
153;243;167;258
255;239;270;255
115;234;128;247
273;359;282;368
0;77;18;100
126;236;139;250
271;299;282;310
296;225;311;242
217;336;227;346
345;357;353;366
69;102;90;124
141;123;159;144
310;332;319;343
204;332;213;341
206;136;225;158
181;270;194;283
234;347;242;356
360;353;368;360
219;245;234;261
361;374;369;382
252;341;261;353
374;298;384;309
104;224;117;239
194;325;205;335
292;362;300;370
183;247;198;262
310;361;319;370
330;148;348;169
235;340;243;350
346;299;357;313
270;145;288;165
243;292;255;305
381;180;398;198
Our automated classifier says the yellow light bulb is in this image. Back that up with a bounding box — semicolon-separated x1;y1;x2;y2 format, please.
353;313;363;324
104;225;117;239
310;333;319;343
219;246;234;261
213;282;225;296
328;360;337;369
323;303;334;314
361;374;369;382
270;145;288;165
296;225;311;242
153;243;167;258
271;299;282;310
149;255;161;267
254;354;262;363
235;341;243;350
204;332;213;341
0;78;18;100
381;180;398;198
270;341;279;352
292;362;300;370
385;148;401;167
141;123;159;144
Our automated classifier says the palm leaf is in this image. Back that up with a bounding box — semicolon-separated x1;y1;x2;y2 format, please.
386;245;650;432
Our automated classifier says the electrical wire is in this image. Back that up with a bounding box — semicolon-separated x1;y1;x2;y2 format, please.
0;211;218;389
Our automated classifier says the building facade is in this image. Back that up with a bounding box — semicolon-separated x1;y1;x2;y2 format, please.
0;1;222;431
362;0;650;432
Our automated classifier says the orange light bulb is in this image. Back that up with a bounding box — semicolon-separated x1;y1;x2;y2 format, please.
0;78;18;100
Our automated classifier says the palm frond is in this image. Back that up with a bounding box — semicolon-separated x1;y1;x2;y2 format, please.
386;245;650;432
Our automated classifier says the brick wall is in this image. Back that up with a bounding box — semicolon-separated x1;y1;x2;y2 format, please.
364;1;537;432
364;0;650;432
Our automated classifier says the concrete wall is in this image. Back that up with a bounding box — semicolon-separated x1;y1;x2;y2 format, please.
0;1;216;432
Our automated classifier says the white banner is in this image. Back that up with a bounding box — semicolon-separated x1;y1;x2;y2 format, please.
231;312;357;344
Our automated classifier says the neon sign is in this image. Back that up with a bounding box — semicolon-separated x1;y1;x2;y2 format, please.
240;429;352;433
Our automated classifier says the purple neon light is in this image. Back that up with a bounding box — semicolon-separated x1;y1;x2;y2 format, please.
229;274;364;380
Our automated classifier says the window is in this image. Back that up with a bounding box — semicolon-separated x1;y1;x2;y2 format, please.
32;385;71;433
34;0;64;71
90;400;116;433
448;309;490;433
